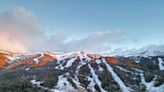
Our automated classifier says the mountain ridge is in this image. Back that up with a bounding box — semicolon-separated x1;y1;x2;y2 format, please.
0;49;163;92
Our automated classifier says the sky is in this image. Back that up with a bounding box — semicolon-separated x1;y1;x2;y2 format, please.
0;0;164;53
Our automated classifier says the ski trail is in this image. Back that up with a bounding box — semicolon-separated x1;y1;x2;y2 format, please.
102;58;130;92
88;64;107;92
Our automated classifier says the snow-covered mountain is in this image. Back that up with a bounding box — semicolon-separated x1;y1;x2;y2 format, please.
0;50;164;92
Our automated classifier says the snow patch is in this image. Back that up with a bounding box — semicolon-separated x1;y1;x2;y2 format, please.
98;66;104;71
88;64;107;92
140;74;164;92
102;58;130;92
65;58;76;68
31;80;43;85
55;75;77;92
32;53;44;64
25;67;30;71
140;73;156;91
149;84;164;92
87;76;96;92
116;66;132;73
158;58;164;70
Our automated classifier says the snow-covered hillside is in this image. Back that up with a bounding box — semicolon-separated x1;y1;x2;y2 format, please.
0;50;163;92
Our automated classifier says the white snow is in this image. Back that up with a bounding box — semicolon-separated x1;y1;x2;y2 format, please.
65;72;86;91
88;64;107;92
25;68;30;71
149;84;164;92
98;66;104;71
55;64;64;70
95;59;102;64
30;79;53;91
87;76;96;92
65;58;76;68
33;53;44;64
102;58;130;92
6;56;17;61
55;52;78;61
31;80;43;85
131;68;143;73
140;74;164;92
105;50;164;58
72;59;96;91
140;73;156;91
71;77;85;90
55;59;66;70
74;59;87;83
55;52;80;70
55;58;76;70
6;55;23;64
95;59;104;71
54;51;95;62
30;78;82;92
55;75;77;92
135;60;140;63
34;58;40;64
116;66;132;73
158;58;164;70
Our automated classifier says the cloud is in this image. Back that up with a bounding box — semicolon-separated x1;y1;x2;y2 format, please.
42;31;127;53
0;33;27;52
139;44;164;52
0;6;43;52
0;6;133;53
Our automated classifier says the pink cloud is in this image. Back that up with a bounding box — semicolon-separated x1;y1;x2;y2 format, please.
0;6;43;52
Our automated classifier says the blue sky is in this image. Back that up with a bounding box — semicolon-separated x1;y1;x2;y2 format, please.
0;0;164;52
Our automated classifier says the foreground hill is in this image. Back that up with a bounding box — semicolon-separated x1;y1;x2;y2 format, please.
0;50;163;92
